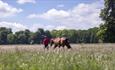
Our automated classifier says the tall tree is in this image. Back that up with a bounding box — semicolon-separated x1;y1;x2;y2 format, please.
7;34;16;44
15;30;31;44
33;28;45;44
0;27;12;44
98;0;115;42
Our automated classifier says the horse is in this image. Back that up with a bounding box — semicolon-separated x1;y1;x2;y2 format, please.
50;37;71;49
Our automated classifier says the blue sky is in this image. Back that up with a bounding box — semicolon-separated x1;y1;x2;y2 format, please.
0;0;104;32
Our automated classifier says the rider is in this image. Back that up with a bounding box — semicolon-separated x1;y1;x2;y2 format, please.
43;36;50;49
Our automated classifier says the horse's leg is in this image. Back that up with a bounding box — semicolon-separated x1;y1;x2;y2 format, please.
58;43;62;48
44;44;49;50
53;44;58;49
62;44;65;49
47;44;49;50
50;41;53;47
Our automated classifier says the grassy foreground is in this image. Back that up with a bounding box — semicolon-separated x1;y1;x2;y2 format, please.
0;44;115;70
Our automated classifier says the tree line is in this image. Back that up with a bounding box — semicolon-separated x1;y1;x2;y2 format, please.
0;27;100;45
0;0;115;44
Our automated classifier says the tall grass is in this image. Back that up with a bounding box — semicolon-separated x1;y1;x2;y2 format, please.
0;44;115;70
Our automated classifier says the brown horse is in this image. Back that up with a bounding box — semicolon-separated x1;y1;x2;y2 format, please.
50;37;71;49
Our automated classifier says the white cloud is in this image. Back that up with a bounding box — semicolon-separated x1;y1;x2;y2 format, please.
28;14;38;18
28;9;70;19
55;26;67;30
0;0;23;17
0;21;68;32
30;24;55;31
28;1;103;30
17;0;36;4
0;21;28;32
30;23;69;31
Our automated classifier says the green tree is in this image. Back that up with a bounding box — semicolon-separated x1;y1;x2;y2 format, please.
98;0;115;42
24;29;31;44
33;28;45;44
0;27;12;44
45;30;52;38
15;30;31;44
7;34;16;44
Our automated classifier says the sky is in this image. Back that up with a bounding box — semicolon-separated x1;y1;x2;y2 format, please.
0;0;104;32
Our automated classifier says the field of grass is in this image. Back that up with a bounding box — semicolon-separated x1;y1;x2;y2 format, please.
0;44;115;70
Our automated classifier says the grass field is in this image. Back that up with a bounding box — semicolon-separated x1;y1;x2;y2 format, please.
0;44;115;70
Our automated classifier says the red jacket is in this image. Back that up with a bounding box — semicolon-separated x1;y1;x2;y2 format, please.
43;38;50;45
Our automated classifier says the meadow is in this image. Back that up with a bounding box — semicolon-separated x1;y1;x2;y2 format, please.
0;44;115;70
